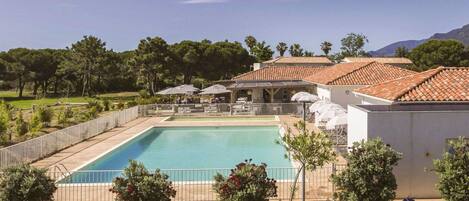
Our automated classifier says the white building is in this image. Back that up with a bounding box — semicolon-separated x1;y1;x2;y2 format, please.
303;61;416;108
349;67;469;198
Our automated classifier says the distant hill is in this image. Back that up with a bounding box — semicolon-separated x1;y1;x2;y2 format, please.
370;24;469;56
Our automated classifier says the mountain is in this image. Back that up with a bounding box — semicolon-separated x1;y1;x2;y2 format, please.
370;24;469;56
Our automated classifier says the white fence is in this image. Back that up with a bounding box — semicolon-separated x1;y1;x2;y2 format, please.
0;106;140;169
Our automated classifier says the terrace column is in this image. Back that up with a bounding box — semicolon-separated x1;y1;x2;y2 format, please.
265;88;280;103
230;90;237;103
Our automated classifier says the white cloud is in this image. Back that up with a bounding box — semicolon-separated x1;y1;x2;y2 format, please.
180;0;229;4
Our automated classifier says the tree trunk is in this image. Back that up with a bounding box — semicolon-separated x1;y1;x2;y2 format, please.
33;81;39;96
18;76;23;98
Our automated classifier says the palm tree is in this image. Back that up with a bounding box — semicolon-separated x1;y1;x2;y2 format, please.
244;35;257;55
276;42;288;57
289;44;304;57
320;41;332;56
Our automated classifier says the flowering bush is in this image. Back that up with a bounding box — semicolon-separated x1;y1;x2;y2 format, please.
110;160;176;201
331;138;401;201
433;137;469;201
0;164;57;201
213;159;277;201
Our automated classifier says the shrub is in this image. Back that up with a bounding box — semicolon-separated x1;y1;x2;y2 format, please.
125;100;138;108
115;102;125;110
31;105;54;127
138;89;150;98
0;164;57;201
213;159;277;201
87;100;103;112
433;137;469;201
102;99;111;111
14;111;28;136
110;160;176;201
331;138;402;201
84;106;99;120
0;102;9;141
57;106;74;127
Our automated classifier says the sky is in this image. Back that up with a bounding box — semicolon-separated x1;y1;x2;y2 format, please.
1;0;469;54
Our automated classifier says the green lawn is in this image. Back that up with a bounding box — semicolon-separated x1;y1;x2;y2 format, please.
1;91;139;109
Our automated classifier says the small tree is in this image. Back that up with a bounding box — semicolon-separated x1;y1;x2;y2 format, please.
433;137;469;201
331;138;402;201
213;159;277;201
110;160;176;201
14;110;28;137
0;103;9;141
279;121;336;200
57;106;73;127
0;164;57;201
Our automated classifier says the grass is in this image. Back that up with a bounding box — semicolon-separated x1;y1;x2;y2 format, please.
0;91;139;109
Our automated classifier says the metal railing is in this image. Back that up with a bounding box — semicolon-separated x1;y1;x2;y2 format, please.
48;164;345;201
0;106;140;169
139;103;312;116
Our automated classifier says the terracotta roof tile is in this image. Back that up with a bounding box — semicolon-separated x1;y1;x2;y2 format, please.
263;57;333;64
355;67;469;102
343;57;413;64
303;62;416;85
233;66;326;81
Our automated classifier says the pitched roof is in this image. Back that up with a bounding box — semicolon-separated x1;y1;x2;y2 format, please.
263;57;333;64
343;57;413;64
303;62;416;85
233;66;326;81
354;67;469;103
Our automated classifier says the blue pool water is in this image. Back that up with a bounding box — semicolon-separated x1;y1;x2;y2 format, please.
62;126;294;183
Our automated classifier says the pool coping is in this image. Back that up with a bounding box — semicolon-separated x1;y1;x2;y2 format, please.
61;123;299;184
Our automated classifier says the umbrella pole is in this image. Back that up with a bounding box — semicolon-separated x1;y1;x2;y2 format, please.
302;101;306;201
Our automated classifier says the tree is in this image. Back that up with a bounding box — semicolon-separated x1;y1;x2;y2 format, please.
131;37;173;96
110;160;176;201
332;138;402;201
394;46;409;58
252;41;274;62
289;44;304;56
304;50;314;57
0;164;57;201
276;42;288;57
433;137;469;201
69;35;108;96
203;41;254;80
213;159;277;201
171;40;209;84
244;35;258;54
340;33;369;57
0;48;32;97
23;49;58;96
279;121;335;200
409;39;469;71
320;41;332;56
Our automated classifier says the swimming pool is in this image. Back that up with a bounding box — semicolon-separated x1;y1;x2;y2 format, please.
61;126;294;183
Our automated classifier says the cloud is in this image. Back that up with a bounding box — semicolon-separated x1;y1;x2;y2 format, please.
180;0;229;4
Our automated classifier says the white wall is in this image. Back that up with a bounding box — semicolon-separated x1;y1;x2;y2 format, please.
316;85;364;108
357;94;392;105
347;106;469;198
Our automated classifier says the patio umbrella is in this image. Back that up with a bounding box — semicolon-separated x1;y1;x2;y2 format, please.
156;84;199;95
308;99;331;113
199;84;231;95
297;94;319;102
316;106;346;122
291;92;313;102
316;103;345;115
326;113;348;130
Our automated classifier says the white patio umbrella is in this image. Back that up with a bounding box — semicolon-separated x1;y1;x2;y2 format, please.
291;92;313;102
297;94;319;102
199;84;231;95
316;106;346;122
308;99;331;113
315;103;344;115
326;113;348;130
